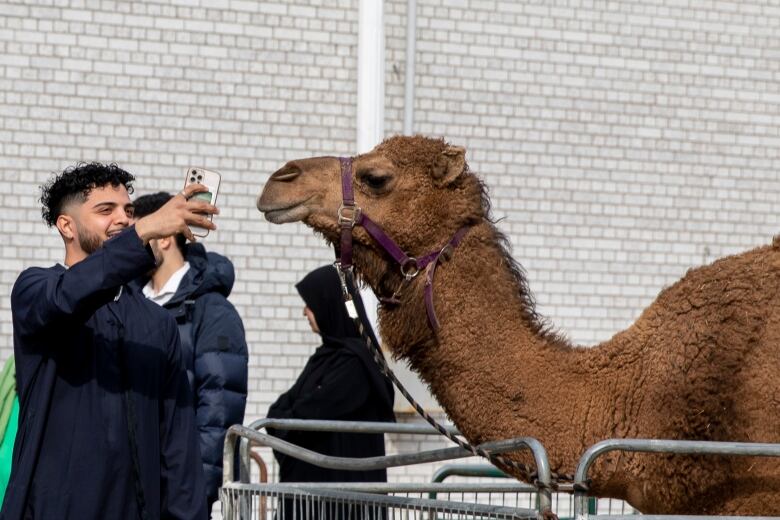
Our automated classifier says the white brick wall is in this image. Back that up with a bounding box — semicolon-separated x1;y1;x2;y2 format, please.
2;0;780;488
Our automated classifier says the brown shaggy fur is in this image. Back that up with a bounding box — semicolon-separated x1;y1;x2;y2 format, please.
258;135;780;514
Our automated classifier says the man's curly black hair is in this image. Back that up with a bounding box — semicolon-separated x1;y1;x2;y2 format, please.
40;162;135;227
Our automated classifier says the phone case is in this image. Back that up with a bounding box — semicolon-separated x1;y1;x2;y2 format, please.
184;167;221;238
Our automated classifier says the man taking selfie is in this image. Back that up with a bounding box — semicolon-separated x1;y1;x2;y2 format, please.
1;163;216;520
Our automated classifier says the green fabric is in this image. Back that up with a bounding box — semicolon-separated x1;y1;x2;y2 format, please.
0;356;16;505
0;396;18;501
0;357;15;438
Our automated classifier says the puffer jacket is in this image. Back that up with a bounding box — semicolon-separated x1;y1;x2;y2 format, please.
160;243;248;509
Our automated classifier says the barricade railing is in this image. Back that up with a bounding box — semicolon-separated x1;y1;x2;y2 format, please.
427;464;635;519
237;417;459;482
225;421;553;504
222;422;780;519
222;419;555;519
573;438;780;520
221;482;541;520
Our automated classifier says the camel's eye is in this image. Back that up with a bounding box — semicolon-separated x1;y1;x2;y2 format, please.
358;170;392;193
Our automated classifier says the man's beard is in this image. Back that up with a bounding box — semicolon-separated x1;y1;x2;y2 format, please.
77;227;104;255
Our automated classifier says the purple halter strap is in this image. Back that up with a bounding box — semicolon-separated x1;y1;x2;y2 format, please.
336;156;470;332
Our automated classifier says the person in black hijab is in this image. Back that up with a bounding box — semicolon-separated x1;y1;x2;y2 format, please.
267;265;395;517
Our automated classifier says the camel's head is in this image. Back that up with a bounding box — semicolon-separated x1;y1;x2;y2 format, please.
258;135;485;284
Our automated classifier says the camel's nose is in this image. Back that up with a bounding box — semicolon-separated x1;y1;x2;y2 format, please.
268;162;302;182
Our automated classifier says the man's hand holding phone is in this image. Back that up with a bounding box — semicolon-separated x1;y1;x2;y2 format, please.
183;168;221;237
135;183;219;244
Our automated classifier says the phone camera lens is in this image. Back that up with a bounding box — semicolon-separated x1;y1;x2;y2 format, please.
197;175;203;181
190;177;196;182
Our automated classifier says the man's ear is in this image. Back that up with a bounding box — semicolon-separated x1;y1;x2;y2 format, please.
55;214;75;241
431;146;466;186
157;236;172;251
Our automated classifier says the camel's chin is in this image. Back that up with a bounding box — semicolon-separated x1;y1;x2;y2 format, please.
262;204;310;224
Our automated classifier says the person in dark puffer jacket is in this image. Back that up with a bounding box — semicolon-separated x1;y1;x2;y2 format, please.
133;192;249;516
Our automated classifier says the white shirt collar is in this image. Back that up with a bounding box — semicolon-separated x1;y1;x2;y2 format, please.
143;262;191;306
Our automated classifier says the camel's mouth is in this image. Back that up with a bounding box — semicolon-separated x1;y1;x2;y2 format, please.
257;198;312;224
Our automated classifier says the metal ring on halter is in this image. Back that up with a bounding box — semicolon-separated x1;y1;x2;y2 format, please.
438;243;455;262
337;203;361;226
400;257;419;280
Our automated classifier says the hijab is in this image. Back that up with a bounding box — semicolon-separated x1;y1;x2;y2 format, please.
296;265;362;341
295;265;395;415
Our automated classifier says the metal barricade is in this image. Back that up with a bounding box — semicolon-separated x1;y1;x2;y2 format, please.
221;419;554;520
220;421;780;519
573;438;780;520
428;464;558;518
221;483;540;520
428;464;633;520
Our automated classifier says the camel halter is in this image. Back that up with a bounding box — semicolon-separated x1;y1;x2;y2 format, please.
335;156;470;332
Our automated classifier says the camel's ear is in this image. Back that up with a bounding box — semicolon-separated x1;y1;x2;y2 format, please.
431;146;466;186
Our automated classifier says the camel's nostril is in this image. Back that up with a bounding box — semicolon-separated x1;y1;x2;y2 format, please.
269;164;302;182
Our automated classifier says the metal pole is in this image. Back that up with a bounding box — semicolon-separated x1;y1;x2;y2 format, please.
403;0;417;135
357;0;385;154
357;0;385;341
226;423;552;480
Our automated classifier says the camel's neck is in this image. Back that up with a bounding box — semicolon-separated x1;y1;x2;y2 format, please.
363;221;618;473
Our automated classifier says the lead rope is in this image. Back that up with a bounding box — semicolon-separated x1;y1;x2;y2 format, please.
335;266;572;500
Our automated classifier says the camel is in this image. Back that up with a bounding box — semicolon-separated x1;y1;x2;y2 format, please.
256;135;780;514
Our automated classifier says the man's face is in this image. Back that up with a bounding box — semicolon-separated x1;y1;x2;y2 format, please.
67;184;134;255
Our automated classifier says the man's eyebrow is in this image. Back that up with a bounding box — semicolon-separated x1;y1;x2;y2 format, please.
92;201;118;209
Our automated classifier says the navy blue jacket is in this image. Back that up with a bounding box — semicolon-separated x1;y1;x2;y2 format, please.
2;228;206;520
153;244;248;508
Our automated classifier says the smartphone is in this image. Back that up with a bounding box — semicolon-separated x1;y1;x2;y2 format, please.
184;167;221;238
